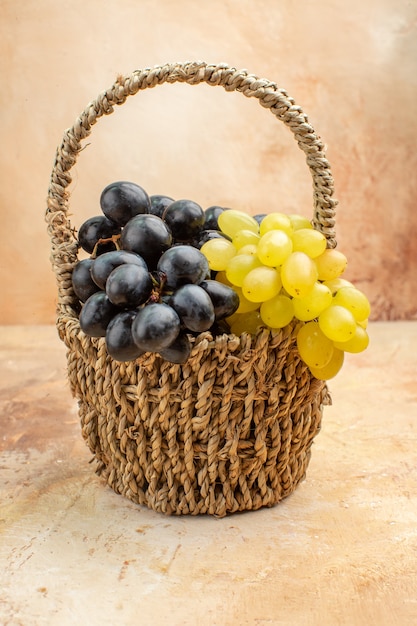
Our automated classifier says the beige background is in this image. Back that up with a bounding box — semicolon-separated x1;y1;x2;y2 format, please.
1;0;416;324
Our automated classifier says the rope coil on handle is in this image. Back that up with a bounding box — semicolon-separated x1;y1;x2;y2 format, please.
46;61;337;318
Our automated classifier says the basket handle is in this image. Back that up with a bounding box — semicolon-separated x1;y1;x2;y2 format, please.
46;62;337;316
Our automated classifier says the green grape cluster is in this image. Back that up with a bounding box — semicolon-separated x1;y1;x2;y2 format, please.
200;209;370;380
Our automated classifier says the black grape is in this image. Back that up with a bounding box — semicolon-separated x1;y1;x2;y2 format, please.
105;310;145;362
91;250;148;290
106;264;153;308
209;319;232;336
193;229;231;249
170;284;215;332
72;258;101;302
120;214;172;269
100;181;150;226
203;206;225;230
132;303;181;352
79;291;118;337
157;245;209;290
162;199;205;242
199;279;240;320
253;213;267;225
150;194;174;218
78;215;121;254
159;331;191;364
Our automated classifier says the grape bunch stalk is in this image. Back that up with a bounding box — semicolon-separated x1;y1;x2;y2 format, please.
199;208;371;380
71;181;239;364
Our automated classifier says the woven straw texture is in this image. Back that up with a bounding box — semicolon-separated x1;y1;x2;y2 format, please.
46;62;337;516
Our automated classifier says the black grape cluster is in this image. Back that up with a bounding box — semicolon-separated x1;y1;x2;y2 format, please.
71;181;239;364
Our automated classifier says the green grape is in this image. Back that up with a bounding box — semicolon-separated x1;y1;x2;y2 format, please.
292;282;333;321
315;249;348;281
357;318;368;329
322;277;353;294
333;325;369;353
236;244;258;256
215;270;233;286
233;287;261;313
260;294;294;328
296;321;334;368
226;254;262;287
259;212;293;236
257;230;293;267
242;266;282;302
309;348;344;380
217;209;259;238
230;310;262;335
333;286;371;322
318;305;357;342
232;229;260;249
289;214;313;231
200;238;236;271
280;251;318;298
226;311;240;326
291;228;327;259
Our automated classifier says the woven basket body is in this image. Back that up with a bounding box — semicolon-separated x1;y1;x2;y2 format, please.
46;62;337;516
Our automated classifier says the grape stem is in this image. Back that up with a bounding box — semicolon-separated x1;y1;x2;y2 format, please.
91;234;121;258
148;271;168;303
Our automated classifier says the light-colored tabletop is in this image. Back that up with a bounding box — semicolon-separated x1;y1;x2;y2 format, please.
1;322;416;626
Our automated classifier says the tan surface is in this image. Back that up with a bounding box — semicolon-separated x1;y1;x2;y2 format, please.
1;0;417;324
0;322;416;625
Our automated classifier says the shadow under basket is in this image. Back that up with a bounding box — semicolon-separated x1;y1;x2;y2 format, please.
46;61;336;517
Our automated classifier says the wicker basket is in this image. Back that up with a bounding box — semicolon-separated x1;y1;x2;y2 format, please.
46;61;337;517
